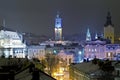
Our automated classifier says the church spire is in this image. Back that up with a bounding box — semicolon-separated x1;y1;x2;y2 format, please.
86;28;91;41
104;11;113;26
104;11;114;43
95;33;98;39
56;11;60;18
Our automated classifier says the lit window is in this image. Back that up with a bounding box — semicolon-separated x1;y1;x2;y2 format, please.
15;51;17;53
89;49;91;52
92;49;94;52
78;51;82;54
95;49;97;52
108;52;111;57
107;52;112;57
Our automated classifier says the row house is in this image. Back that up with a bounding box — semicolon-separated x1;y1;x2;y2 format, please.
84;39;120;60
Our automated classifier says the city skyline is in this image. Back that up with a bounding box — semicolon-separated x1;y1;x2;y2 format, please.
0;0;120;37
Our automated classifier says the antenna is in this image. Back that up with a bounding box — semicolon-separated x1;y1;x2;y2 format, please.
56;11;60;18
3;19;5;27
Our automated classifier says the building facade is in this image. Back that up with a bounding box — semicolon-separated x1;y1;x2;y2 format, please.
57;50;74;66
105;44;120;60
84;38;120;60
0;27;26;58
27;45;46;60
84;39;106;60
40;40;84;63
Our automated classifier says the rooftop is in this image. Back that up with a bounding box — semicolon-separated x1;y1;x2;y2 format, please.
73;61;99;74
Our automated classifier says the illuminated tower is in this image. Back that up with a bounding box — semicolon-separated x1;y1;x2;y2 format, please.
86;28;91;41
104;11;114;43
55;12;62;41
95;33;98;39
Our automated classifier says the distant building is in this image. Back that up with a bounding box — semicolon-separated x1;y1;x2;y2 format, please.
0;26;26;58
105;44;120;60
40;40;84;63
84;37;120;60
23;33;48;46
57;50;74;66
84;39;106;60
55;12;62;41
27;45;46;60
104;11;114;43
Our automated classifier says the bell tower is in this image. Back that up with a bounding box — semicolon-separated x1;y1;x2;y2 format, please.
55;12;62;41
104;11;114;43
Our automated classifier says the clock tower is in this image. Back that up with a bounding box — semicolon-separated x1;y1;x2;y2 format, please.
55;12;62;41
104;11;114;43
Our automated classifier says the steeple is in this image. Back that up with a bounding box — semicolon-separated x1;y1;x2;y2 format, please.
104;11;114;43
56;11;60;18
86;28;91;41
104;11;113;26
55;11;62;28
95;33;98;39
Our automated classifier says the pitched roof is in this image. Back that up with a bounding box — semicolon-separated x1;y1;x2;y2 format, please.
15;66;56;80
73;61;99;74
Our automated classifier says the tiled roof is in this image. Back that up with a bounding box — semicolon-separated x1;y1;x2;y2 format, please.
70;61;107;79
15;66;56;80
72;61;99;74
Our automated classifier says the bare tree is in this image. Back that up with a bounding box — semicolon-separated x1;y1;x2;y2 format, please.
45;53;59;76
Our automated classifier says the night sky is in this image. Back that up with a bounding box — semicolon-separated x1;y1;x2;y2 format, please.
0;0;120;37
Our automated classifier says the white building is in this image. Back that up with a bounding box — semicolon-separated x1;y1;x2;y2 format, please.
0;27;26;58
105;44;120;60
84;38;120;60
27;45;46;60
84;40;106;60
57;50;74;66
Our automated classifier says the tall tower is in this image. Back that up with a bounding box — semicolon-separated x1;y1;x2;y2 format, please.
55;12;62;41
86;28;91;41
104;11;114;43
95;33;98;39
